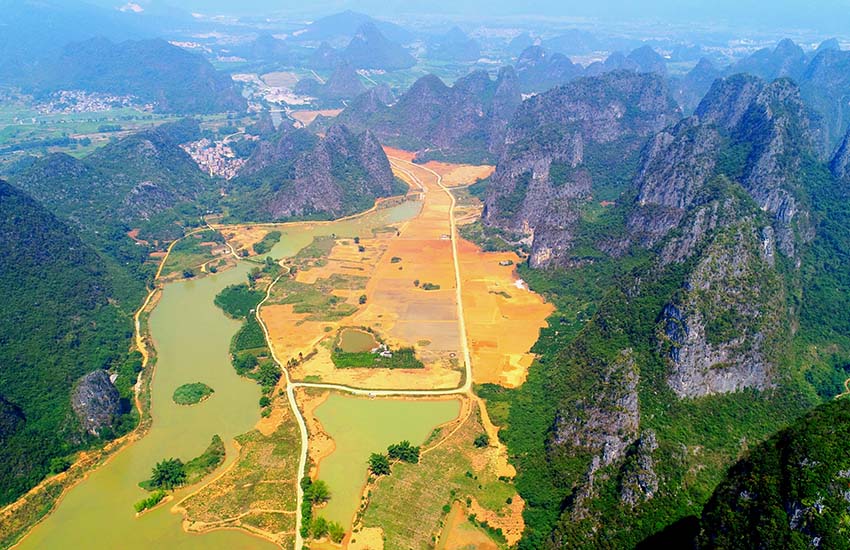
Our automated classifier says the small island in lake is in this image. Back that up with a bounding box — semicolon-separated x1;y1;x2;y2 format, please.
172;382;215;405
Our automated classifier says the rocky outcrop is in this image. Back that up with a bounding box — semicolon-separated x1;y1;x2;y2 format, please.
484;71;680;266
629;75;813;258
830;128;850;180
552;350;641;517
658;200;784;398
72;370;121;436
619;430;659;507
231;124;397;220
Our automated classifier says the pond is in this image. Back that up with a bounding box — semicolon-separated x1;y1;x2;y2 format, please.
312;394;460;528
337;328;378;353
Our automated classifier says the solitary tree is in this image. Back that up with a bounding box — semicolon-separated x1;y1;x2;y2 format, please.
150;458;186;489
306;479;331;503
474;433;490;448
369;453;391;476
328;521;345;543
311;516;329;538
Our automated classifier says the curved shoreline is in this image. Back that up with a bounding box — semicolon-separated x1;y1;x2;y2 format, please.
7;158;522;550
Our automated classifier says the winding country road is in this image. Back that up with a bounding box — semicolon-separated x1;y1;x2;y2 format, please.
252;156;475;547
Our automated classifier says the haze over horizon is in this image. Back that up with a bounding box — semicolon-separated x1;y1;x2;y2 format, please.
85;0;850;34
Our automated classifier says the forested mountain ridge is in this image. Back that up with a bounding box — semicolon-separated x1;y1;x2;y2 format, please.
0;181;139;506
696;398;850;549
478;71;850;548
10;119;215;244
21;37;245;114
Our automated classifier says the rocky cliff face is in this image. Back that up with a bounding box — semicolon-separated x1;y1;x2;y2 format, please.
333;68;521;162
629;75;813;259
551;350;642;517
71;370;121;437
830;127;850;180
483;70;680;267
230;124;397;220
659;197;785;398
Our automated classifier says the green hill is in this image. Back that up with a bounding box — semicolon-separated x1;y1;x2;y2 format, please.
699;398;850;549
0;181;141;506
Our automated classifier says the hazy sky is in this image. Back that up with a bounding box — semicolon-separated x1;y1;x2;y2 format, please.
123;0;850;31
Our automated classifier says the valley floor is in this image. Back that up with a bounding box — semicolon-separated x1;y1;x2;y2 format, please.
3;150;551;550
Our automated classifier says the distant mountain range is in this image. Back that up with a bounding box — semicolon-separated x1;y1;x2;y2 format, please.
293;9;412;45
427;27;481;62
19;38;245;114
306;22;415;71
514;44;667;93
329;68;521;163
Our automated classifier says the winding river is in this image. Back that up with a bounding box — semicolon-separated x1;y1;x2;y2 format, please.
18;265;275;549
17;199;424;549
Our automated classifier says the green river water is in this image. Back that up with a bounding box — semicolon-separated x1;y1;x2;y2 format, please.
314;395;461;526
17;199;423;549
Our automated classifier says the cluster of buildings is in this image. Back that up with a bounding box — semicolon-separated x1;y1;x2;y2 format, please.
233;72;312;107
36;90;152;114
180;138;248;180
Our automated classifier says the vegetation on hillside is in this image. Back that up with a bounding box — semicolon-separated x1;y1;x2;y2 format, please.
476;138;850;548
0;181;140;506
698;398;850;549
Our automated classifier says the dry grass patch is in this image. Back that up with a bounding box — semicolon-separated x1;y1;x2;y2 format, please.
457;238;553;388
178;392;299;547
358;402;521;549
